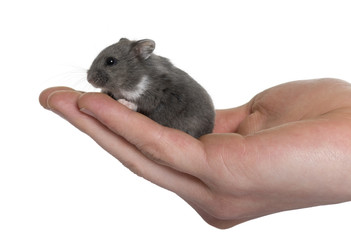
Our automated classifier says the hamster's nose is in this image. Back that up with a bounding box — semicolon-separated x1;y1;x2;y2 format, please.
87;69;109;88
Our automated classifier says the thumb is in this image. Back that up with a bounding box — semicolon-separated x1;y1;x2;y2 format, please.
213;105;249;133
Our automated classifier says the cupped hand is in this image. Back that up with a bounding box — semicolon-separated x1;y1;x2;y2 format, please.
39;78;351;229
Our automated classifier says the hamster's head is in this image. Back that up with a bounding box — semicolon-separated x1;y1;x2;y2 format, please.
87;38;155;98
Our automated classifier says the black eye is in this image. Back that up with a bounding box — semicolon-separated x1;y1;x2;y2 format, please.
105;57;118;66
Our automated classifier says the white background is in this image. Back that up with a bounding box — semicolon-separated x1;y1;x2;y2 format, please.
1;0;351;239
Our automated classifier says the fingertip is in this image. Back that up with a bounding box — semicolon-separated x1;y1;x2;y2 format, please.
213;105;250;133
78;91;106;103
77;92;118;112
39;86;75;109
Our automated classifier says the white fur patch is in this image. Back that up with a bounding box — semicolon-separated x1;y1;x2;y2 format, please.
118;99;138;111
120;75;149;101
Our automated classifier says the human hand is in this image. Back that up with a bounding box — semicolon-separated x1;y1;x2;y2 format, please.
39;78;351;229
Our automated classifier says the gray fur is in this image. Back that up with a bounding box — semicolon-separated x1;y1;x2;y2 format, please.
87;38;215;138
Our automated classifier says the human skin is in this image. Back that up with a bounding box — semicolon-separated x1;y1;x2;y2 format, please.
39;78;351;229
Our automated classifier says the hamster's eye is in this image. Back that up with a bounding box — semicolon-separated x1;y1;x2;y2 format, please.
105;57;118;66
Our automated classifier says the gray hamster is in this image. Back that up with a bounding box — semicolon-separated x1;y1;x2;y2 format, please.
87;38;215;138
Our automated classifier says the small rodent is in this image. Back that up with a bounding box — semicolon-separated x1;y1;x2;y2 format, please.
87;38;215;138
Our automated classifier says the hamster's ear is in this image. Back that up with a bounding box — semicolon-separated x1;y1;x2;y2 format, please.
119;38;130;42
133;39;155;60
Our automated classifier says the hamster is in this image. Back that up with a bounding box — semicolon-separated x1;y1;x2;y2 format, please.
87;38;215;138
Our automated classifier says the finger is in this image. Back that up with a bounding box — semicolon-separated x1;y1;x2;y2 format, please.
39;86;76;109
46;90;212;203
214;105;249;133
77;92;210;178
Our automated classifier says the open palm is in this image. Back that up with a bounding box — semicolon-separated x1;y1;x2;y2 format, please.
40;78;351;228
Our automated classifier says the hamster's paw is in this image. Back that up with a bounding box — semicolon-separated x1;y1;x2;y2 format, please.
118;99;138;111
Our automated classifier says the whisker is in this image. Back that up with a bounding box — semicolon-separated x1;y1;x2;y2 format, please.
41;64;95;91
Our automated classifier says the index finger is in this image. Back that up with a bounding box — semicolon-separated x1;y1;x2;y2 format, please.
77;92;210;177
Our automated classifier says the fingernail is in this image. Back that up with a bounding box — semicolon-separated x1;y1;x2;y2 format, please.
80;108;95;118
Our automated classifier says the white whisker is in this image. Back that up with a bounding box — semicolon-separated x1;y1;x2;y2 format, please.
41;65;97;92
